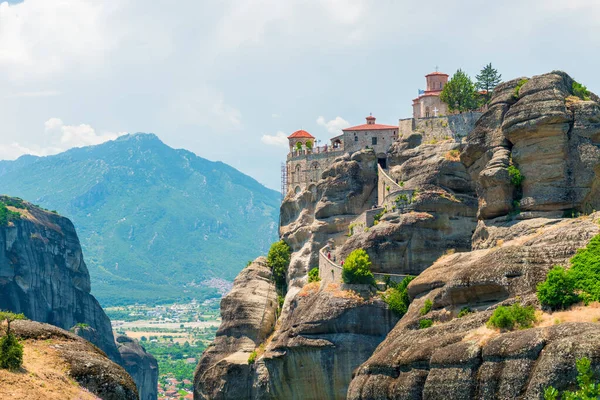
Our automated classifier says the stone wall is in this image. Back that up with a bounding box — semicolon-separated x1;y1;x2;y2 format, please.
342;129;397;156
399;112;483;143
377;164;403;205
286;149;343;194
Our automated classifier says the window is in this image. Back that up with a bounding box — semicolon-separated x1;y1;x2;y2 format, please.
354;135;358;142
372;137;377;145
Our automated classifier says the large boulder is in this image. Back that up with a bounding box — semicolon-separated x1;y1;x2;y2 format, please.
116;335;159;400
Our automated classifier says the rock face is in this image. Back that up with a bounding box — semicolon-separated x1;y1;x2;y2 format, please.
116;335;159;400
194;257;278;400
462;71;600;219
0;197;157;400
3;319;138;400
197;71;600;400
340;141;477;275
0;197;120;362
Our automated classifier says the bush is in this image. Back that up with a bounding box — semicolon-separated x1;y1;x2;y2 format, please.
544;357;598;400
0;203;21;227
457;307;472;318
487;303;536;330
507;165;524;188
342;249;374;284
0;333;23;371
419;319;433;329
513;78;529;99
572;81;591;101
420;299;433;316
308;267;320;283
382;276;415;317
537;266;579;310
247;350;257;365
267;241;291;290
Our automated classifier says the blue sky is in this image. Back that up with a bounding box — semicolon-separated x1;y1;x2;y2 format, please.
0;0;599;190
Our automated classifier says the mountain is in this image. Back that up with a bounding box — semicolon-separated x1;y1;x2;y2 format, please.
0;133;280;305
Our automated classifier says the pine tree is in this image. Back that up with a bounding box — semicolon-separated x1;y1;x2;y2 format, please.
476;63;502;103
440;69;479;113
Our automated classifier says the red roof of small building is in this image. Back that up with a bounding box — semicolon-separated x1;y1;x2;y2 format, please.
288;129;315;139
366;115;376;120
425;71;449;77
343;123;397;131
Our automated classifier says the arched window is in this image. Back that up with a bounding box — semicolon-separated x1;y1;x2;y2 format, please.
295;164;301;182
425;106;431;118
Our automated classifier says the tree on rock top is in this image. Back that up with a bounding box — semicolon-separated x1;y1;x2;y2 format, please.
342;249;375;285
476;63;502;104
440;69;480;113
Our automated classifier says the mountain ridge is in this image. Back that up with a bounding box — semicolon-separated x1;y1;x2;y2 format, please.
0;133;280;305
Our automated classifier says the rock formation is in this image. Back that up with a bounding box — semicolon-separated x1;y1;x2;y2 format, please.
0;197;157;400
116;335;159;400
196;71;600;400
0;319;138;400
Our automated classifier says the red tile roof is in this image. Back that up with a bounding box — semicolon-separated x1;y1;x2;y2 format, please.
288;129;315;139
425;71;449;77
343;123;397;131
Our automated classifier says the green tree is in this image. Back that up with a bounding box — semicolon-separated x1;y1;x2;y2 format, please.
487;303;536;330
381;276;415;317
537;266;579;310
440;69;480;113
342;249;374;284
267;241;291;290
476;63;502;103
0;311;26;371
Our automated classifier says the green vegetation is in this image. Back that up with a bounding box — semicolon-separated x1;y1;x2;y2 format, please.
440;69;480;112
70;322;90;332
381;276;415;317
513;78;529;99
0;202;21;227
457;307;473;318
308;267;320;283
420;299;433;316
508;165;524;188
305;140;313;149
267;241;291;291
544;357;599;400
419;319;433;329
296;142;302;150
487;303;536;330
0;311;27;371
537;266;579;310
342;249;374;285
572;81;591;101
537;235;600;309
373;209;384;225
475;63;502;104
248;350;257;365
0;134;280;306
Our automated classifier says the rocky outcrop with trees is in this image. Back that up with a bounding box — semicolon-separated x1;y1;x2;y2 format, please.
195;71;600;399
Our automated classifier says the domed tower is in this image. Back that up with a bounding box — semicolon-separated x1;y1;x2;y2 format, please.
287;129;315;152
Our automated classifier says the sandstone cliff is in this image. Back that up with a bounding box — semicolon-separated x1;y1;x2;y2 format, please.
0;319;138;400
196;71;600;400
116;335;159;400
0;197;157;400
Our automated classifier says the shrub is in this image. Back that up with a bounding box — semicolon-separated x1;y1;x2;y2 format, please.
305;140;313;149
382;276;415;317
373;210;384;224
308;267;320;283
572;81;591;101
568;234;600;302
295;142;302;150
419;319;433;329
420;299;433;316
342;249;374;285
487;303;536;330
0;203;21;227
513;78;529;99
247;350;257;365
507;165;524;188
537;266;579;310
457;307;472;318
0;333;23;371
267;241;291;290
543;357;599;400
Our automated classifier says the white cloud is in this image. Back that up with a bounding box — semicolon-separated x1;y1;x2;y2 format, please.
317;116;350;134
0;118;126;160
261;131;288;148
4;90;61;98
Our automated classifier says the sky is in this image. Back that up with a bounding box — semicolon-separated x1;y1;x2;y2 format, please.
1;0;600;191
